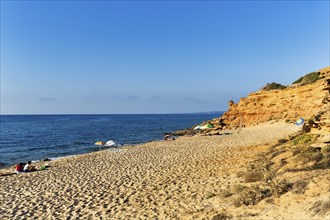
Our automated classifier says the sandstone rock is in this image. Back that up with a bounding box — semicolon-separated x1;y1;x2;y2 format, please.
302;124;311;133
209;131;220;135
317;135;330;144
228;100;236;107
175;66;330;135
209;66;330;131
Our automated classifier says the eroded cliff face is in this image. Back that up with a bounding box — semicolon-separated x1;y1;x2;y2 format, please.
174;67;330;136
211;67;330;131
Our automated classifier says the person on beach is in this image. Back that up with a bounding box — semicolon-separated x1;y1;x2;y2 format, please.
164;133;175;141
15;162;24;174
23;161;37;172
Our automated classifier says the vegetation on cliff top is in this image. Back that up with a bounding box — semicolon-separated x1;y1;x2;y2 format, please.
261;70;323;91
261;82;287;91
292;71;321;85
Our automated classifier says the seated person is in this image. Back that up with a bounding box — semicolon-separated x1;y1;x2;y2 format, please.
23;161;37;172
15;162;24;174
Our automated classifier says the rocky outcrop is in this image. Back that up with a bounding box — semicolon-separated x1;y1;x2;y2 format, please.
215;67;330;131
174;67;330;135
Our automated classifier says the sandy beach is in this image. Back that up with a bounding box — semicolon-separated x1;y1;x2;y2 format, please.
1;121;329;219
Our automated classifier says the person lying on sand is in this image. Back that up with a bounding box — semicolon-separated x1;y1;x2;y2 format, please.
163;133;175;141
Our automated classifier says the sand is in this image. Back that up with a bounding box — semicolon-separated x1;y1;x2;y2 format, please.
0;121;328;219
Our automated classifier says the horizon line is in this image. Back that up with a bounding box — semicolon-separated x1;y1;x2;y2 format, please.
0;111;225;116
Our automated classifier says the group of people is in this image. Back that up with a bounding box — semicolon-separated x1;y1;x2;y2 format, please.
15;161;37;174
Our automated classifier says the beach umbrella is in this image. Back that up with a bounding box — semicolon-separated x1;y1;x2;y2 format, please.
194;125;202;130
199;123;214;130
104;140;116;147
295;118;305;125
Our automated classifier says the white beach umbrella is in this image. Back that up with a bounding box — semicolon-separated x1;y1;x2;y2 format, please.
104;140;116;147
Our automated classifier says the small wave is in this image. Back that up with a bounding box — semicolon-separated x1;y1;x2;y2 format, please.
49;155;76;161
28;146;53;151
54;144;70;149
0;141;24;145
0;162;8;167
27;144;70;152
73;141;90;145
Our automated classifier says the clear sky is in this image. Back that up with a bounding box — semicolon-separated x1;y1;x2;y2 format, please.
1;1;329;114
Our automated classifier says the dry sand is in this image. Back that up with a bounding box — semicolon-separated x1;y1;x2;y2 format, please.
0;121;328;219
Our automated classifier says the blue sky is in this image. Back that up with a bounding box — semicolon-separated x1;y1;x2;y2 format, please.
1;1;329;114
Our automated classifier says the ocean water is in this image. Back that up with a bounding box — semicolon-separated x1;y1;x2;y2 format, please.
0;114;221;167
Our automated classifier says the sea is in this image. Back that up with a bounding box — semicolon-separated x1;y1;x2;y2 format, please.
0;113;222;167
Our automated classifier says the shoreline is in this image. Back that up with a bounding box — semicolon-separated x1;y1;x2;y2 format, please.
0;139;163;170
3;121;324;219
0;120;295;172
1;113;222;168
0;121;300;174
0;144;135;172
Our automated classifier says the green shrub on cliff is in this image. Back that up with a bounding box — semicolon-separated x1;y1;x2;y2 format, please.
262;82;287;91
293;71;321;85
292;133;318;145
